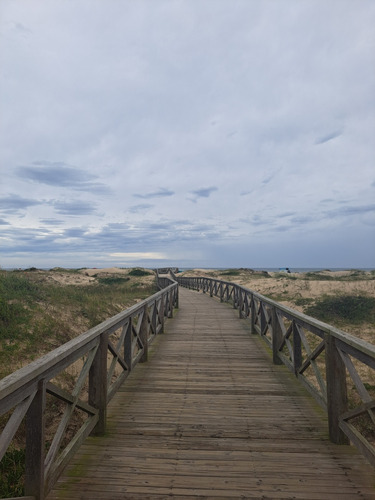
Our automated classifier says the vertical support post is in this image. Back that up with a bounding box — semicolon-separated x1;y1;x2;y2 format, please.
164;291;169;317
238;289;243;317
260;302;266;336
169;290;174;318
326;335;349;444
159;295;165;333
140;305;149;362
175;285;179;309
89;333;109;435
25;380;46;500
250;295;256;334
152;300;157;336
292;321;302;376
271;307;283;365
124;319;132;372
244;291;250;319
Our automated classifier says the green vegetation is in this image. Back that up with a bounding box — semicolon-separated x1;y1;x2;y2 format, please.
304;295;375;325
128;268;152;277
0;269;156;378
218;269;271;279
304;270;375;281
221;270;241;276
0;272;39;352
97;276;130;285
0;447;25;497
294;297;315;306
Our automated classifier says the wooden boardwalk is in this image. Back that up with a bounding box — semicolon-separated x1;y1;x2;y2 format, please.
48;287;374;499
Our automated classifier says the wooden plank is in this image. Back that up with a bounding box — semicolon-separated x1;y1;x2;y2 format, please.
48;287;375;499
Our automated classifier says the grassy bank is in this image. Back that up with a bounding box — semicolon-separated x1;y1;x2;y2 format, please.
0;267;156;379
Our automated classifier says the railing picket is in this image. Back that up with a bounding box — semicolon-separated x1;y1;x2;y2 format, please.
25;380;46;500
326;335;349;444
139;305;149;363
292;320;302;376
88;334;109;436
272;307;283;365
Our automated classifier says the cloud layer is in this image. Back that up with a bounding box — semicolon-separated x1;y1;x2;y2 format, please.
0;0;374;269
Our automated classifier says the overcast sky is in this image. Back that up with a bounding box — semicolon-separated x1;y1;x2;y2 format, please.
1;0;374;270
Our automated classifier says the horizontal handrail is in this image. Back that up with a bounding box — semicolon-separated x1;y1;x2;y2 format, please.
177;275;375;466
0;275;178;500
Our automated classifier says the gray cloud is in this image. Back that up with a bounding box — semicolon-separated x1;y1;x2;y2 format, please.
51;200;98;215
324;204;375;219
64;227;87;238
0;195;41;214
39;218;65;225
261;175;275;185
315;130;342;145
128;203;154;213
290;215;315;225
133;188;175;199
0;218;10;225
17;161;110;193
191;187;218;198
189;187;218;202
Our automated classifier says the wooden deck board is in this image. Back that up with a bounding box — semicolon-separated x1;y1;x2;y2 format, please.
48;287;374;499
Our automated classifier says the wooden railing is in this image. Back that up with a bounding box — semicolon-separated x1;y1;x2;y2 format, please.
177;275;375;466
0;276;178;500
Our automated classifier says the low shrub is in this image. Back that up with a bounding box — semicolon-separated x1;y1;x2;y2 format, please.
221;270;241;276
97;276;130;285
128;268;152;277
0;447;25;497
304;295;375;324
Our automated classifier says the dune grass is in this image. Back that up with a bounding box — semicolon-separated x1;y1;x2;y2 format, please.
0;269;156;379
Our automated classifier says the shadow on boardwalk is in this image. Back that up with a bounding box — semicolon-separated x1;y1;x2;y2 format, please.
48;287;374;499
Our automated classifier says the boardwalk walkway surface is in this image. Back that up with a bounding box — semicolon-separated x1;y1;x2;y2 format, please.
48;287;374;499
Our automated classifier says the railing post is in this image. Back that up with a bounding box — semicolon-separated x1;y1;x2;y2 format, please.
168;290;174;318
292;320;302;376
260;301;266;336
152;300;157;336
89;333;109;435
163;291;169;316
250;295;256;334
238;288;243;317
159;295;165;333
271;307;283;365
25;380;46;500
140;304;149;362
326;335;349;444
124;319;133;370
244;291;250;319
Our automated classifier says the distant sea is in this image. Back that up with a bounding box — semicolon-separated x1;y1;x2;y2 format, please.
178;267;375;273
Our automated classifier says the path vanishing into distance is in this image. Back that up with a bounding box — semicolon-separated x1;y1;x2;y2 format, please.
48;286;375;499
